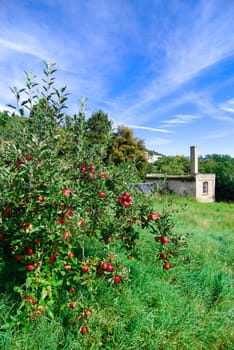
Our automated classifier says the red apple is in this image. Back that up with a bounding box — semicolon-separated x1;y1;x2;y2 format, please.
21;222;32;229
38;195;45;202
62;188;73;197
123;201;130;208
27;248;34;255
101;262;108;270
27;296;35;305
69;302;77;309
107;264;114;272
148;212;161;220
114;275;122;283
89;164;95;171
161;236;169;244
82;265;89;273
64;264;71;270
78;219;85;226
122;194;129;201
49;255;56;264
27;264;35;271
98;191;105;199
63;232;69;239
85;309;92;317
27;155;33;161
79;165;87;172
159;253;167;260
81;326;88;335
58;217;65;224
163;263;171;270
127;195;132;202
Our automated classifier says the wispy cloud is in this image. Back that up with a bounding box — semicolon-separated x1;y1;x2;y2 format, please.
202;129;234;140
161;114;200;128
144;137;172;151
116;0;234;122
0;0;234;155
219;98;234;113
0;37;48;60
129;125;173;133
214;115;234;122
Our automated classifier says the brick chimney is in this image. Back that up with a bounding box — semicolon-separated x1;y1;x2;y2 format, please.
190;146;198;175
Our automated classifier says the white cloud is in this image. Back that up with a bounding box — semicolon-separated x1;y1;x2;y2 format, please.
0;0;234;157
0;37;48;60
115;1;234;123
219;98;234;113
129;125;173;133
214;115;234;122
161;114;200;128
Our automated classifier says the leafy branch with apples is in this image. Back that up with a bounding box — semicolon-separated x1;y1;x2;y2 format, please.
0;62;187;332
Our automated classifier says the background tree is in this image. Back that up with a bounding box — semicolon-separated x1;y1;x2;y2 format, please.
148;155;190;175
110;125;148;178
85;110;113;161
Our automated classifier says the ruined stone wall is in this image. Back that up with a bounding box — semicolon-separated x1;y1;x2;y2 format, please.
144;173;216;202
145;176;196;197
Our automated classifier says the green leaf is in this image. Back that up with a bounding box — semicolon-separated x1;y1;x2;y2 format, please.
6;104;16;109
25;277;33;288
40;287;48;301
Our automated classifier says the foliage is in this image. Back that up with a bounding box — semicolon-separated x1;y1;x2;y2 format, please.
0;111;26;142
147;155;190;175
0;62;183;330
199;154;234;201
110;125;148;178
0;196;233;349
85;110;113;162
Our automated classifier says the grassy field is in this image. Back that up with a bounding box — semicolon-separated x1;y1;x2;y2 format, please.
0;196;233;350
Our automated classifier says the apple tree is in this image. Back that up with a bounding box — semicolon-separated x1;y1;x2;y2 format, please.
0;62;185;329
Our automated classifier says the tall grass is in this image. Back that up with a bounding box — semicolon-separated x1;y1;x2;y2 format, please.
0;196;233;349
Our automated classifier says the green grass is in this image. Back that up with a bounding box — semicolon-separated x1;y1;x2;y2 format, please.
0;196;233;349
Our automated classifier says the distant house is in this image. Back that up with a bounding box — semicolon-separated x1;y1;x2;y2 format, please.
144;146;216;202
146;153;163;163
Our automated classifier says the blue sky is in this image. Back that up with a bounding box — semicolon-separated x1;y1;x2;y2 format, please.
0;0;234;157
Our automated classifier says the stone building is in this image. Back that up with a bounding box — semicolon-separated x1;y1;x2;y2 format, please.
144;146;216;202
